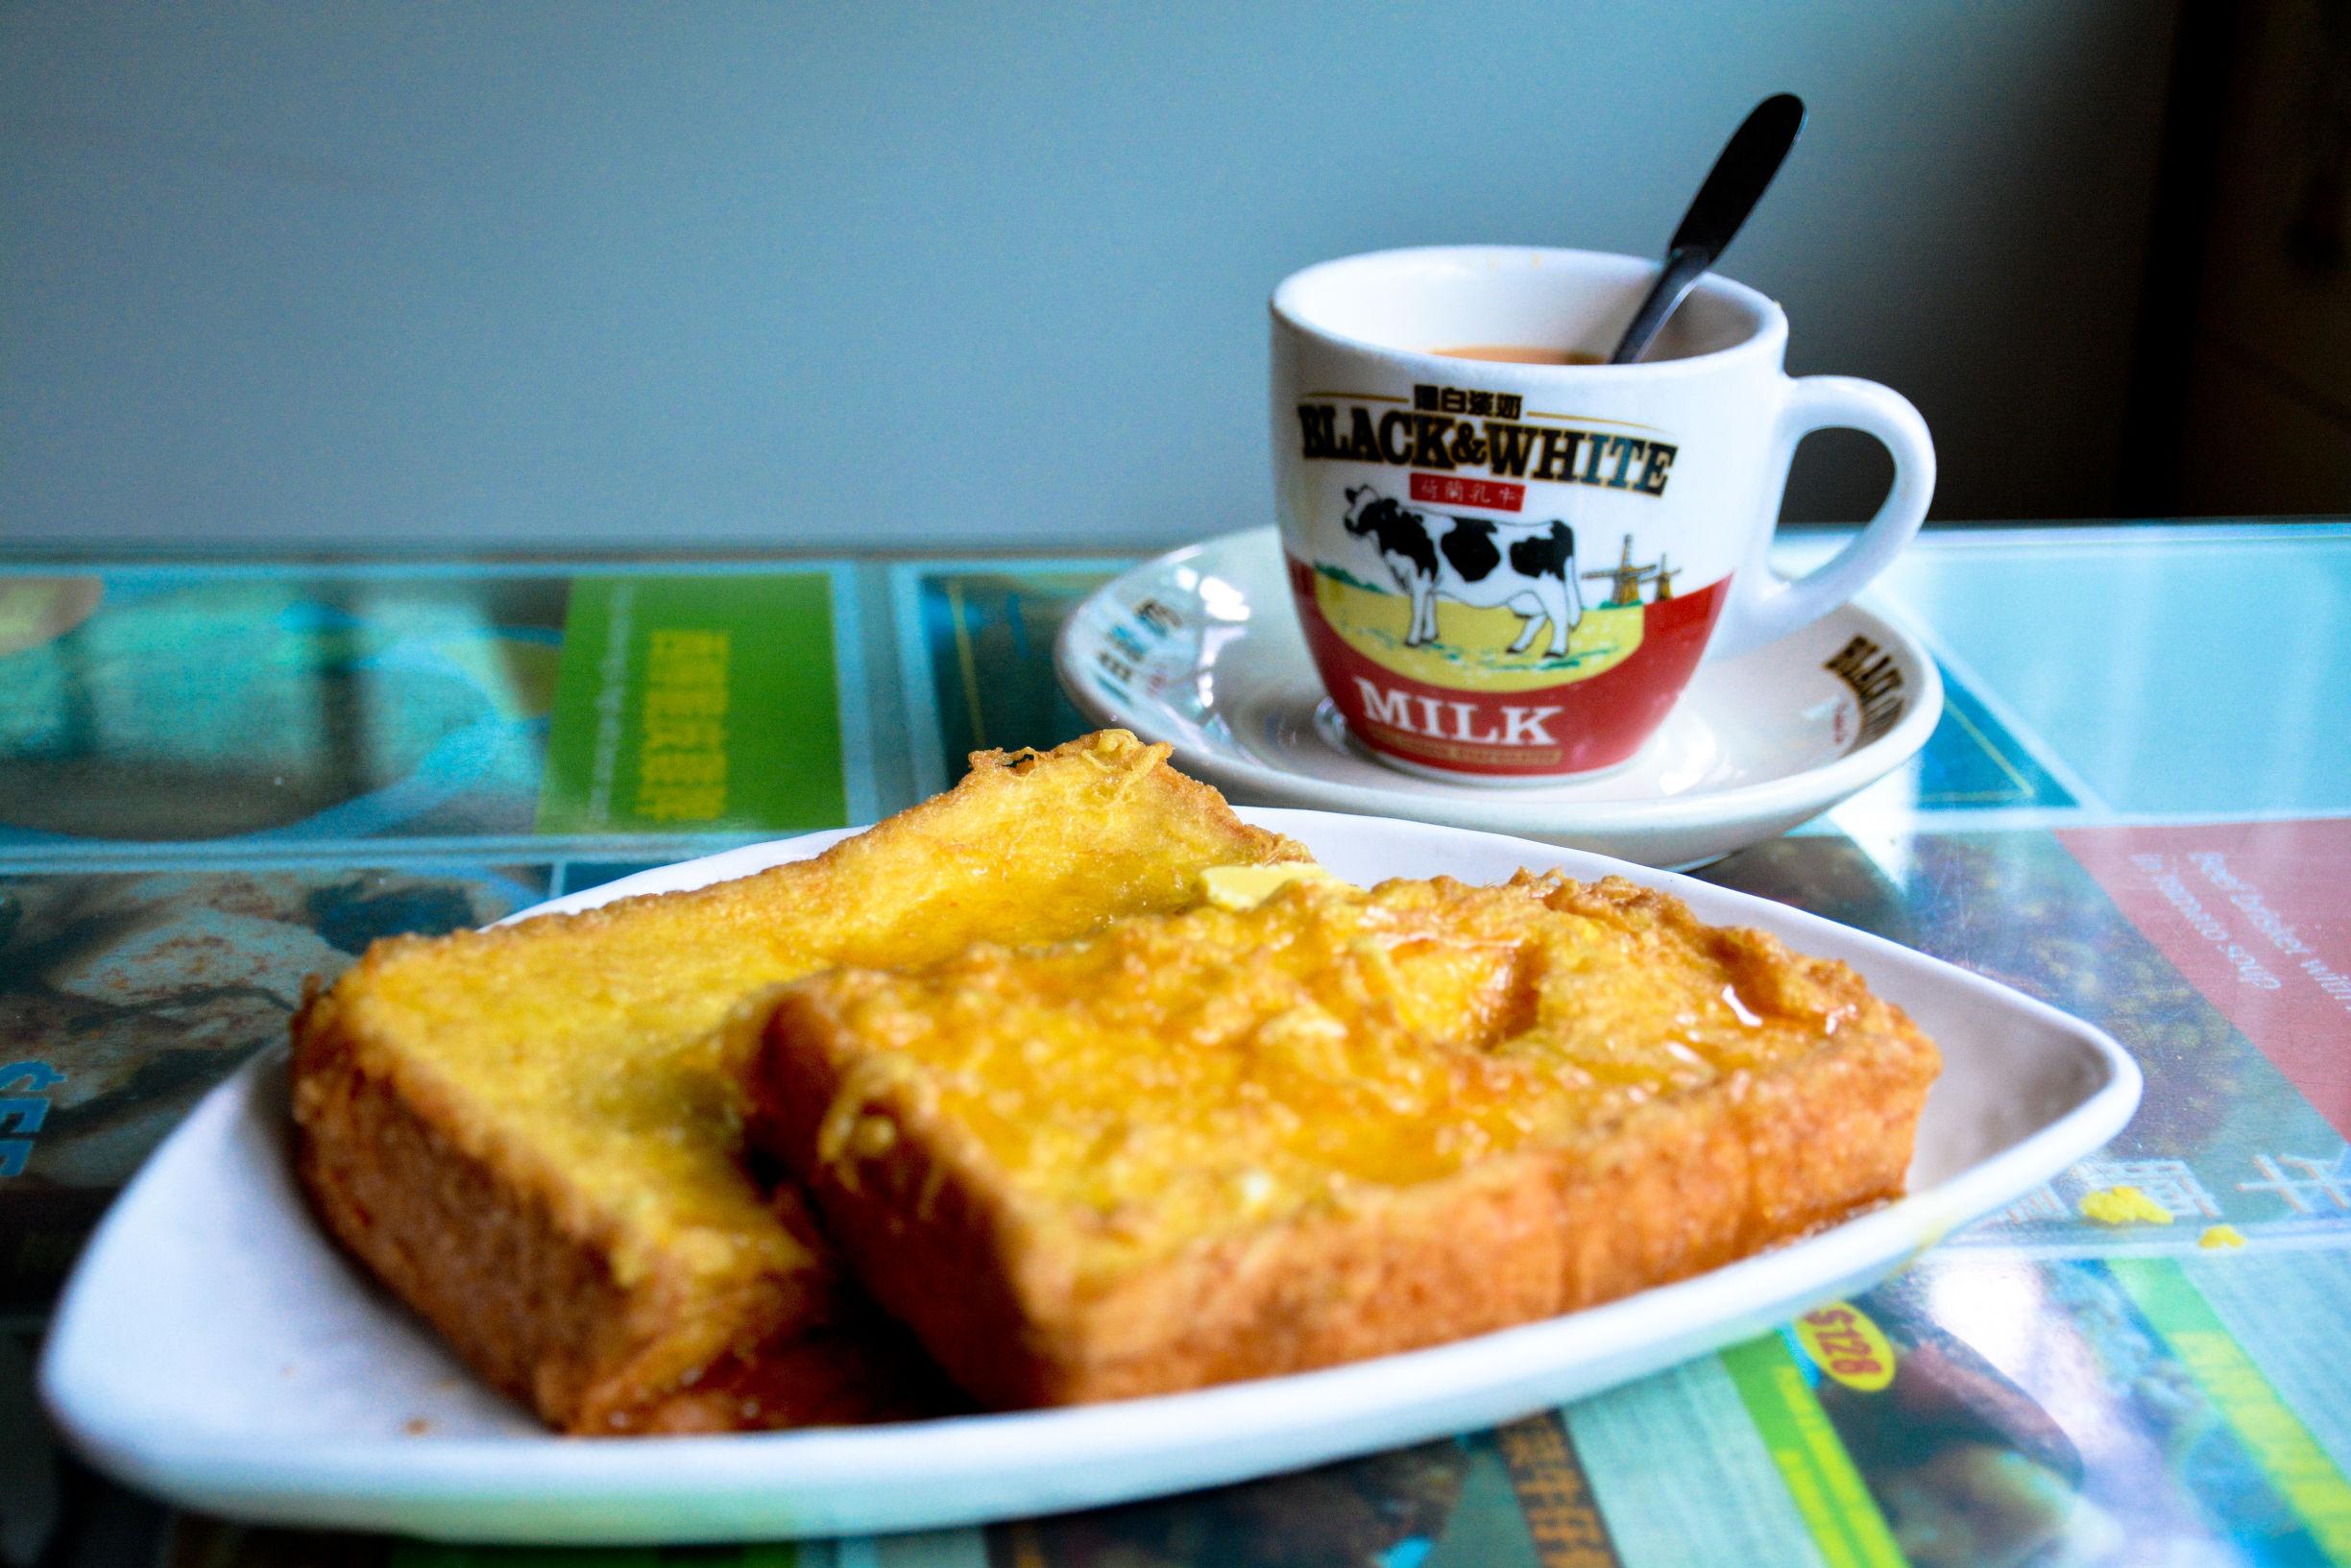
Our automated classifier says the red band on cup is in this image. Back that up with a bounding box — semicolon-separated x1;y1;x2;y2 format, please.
1285;554;1728;778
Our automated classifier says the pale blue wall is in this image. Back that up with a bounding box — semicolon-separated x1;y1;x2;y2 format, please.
1;3;2179;549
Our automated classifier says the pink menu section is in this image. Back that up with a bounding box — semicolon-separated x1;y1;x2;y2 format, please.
2061;820;2351;1141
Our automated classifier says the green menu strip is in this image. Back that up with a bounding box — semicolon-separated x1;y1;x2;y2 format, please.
538;573;846;834
2109;1258;2351;1562
1719;1336;1908;1568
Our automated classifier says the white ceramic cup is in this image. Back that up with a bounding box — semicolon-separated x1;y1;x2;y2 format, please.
1270;246;1933;783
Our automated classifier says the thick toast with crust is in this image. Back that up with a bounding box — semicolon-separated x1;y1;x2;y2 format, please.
291;731;1307;1434
750;872;1940;1408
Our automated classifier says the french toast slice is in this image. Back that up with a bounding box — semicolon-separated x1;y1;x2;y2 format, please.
291;731;1308;1434
750;873;1940;1408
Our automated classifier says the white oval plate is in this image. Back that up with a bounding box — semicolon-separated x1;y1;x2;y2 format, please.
40;810;2137;1545
1055;529;1944;869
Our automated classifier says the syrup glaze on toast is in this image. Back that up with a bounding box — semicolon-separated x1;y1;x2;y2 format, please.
292;731;1307;1433
754;874;1940;1408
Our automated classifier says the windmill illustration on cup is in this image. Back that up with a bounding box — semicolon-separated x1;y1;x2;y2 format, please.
1585;536;1681;608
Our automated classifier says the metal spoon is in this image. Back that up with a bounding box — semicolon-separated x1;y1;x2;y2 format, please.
1608;93;1806;365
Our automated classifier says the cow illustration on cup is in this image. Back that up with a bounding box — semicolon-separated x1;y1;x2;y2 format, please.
1340;486;1582;657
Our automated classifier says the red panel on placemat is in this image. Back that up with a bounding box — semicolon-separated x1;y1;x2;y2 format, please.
2061;821;2351;1139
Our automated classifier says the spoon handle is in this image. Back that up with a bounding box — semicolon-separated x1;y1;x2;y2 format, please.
1609;93;1806;365
1606;244;1714;368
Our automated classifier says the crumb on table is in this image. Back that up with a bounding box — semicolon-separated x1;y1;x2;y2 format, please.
2078;1186;2172;1226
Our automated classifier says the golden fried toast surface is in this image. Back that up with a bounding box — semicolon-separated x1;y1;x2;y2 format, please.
753;874;1940;1408
291;731;1305;1433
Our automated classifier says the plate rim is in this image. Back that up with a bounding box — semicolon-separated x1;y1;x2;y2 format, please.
1052;526;1946;832
38;808;2141;1539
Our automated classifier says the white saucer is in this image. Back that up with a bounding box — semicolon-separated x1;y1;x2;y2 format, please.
1055;528;1943;868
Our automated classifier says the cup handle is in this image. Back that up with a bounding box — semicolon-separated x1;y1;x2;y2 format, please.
1706;374;1935;660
